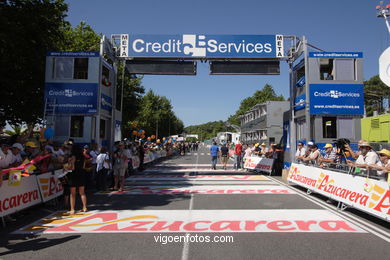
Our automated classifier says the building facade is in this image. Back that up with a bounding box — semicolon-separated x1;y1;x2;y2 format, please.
239;101;289;145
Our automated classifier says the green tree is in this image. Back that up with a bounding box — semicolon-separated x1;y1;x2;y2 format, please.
0;0;69;126
364;75;390;116
129;90;183;139
228;84;284;125
61;21;101;51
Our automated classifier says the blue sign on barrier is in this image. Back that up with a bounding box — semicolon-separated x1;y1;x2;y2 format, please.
125;34;284;58
45;83;98;114
309;84;364;115
294;94;306;111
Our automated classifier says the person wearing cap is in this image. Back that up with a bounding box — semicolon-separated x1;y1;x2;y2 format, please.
253;143;261;156
344;139;365;160
260;143;269;158
9;143;24;167
303;143;321;165
367;149;390;180
25;141;40;160
319;143;336;168
295;142;306;163
347;141;379;171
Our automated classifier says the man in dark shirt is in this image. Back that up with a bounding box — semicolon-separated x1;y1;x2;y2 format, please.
220;143;229;170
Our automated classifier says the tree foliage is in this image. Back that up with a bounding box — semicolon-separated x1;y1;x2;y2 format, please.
0;0;69;125
228;84;284;125
61;21;101;51
127;90;184;139
364;75;390;116
184;121;234;141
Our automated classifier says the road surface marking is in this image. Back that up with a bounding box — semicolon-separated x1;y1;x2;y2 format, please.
95;185;295;195
14;209;365;234
126;175;270;181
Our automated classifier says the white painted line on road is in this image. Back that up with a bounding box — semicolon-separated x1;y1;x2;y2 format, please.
14;209;366;234
201;153;205;155
126;175;270;181
143;168;242;173
269;176;390;242
181;193;194;260
95;185;295;195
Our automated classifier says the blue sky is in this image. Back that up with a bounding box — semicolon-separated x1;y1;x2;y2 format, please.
65;0;389;127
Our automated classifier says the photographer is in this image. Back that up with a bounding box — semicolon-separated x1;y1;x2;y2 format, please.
344;139;366;160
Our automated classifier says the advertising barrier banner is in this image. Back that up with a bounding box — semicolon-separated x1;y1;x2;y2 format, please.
36;170;64;203
243;157;274;173
288;163;390;221
0;175;41;217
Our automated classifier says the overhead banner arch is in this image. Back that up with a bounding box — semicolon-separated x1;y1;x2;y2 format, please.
119;34;284;59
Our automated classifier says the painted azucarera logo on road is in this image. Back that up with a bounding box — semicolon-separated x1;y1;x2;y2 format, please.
120;34;284;58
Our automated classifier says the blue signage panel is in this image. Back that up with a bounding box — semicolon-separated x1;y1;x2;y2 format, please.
309;52;363;58
126;34;284;58
101;93;112;113
45;83;98;114
47;51;99;57
294;94;306;111
309;84;364;115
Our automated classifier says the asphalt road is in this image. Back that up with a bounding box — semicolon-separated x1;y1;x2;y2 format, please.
1;144;389;260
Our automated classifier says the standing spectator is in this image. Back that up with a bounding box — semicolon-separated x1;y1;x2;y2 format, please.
260;143;269;158
138;140;145;171
234;141;243;170
96;147;110;191
0;142;12;187
66;145;87;214
220;143;229;170
113;142;127;191
25;141;40;160
303;144;321;165
10;143;24;167
243;144;253;163
124;143;133;176
82;145;93;190
347;142;379;172
319;143;336;168
367;149;390;180
210;141;219;170
295;142;306;163
89;143;99;187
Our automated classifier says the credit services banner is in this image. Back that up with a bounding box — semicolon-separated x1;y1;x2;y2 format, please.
45;83;98;114
124;34;284;58
309;84;364;115
288;163;390;221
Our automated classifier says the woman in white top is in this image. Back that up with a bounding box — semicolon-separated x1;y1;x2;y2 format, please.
96;147;110;191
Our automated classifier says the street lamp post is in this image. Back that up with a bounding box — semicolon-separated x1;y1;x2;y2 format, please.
377;2;390;34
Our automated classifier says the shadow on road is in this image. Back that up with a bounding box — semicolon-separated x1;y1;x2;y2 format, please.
0;235;80;257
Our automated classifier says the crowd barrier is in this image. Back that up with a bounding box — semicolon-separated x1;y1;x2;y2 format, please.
1;149;174;219
288;163;390;222
0;169;63;217
243;156;274;174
